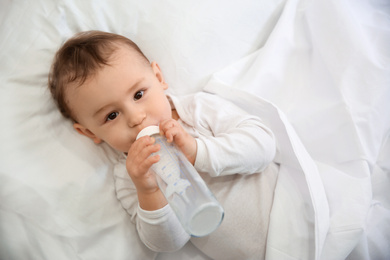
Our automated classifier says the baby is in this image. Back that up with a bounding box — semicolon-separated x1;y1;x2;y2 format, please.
49;30;279;260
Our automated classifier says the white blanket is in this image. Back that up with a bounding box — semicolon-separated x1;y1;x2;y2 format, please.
203;0;390;259
0;0;389;259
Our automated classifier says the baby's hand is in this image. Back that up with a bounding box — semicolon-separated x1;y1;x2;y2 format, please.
126;136;161;194
159;119;197;165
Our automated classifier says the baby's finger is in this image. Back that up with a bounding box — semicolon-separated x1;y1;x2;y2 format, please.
159;119;180;142
127;137;160;172
142;153;160;168
133;138;159;162
128;136;154;155
159;119;176;133
164;126;180;143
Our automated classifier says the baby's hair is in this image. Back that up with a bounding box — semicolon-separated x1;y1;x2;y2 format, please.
48;30;149;120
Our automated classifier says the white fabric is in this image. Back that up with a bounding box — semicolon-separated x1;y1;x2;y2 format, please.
114;92;278;260
169;93;276;177
204;82;329;259
1;0;389;259
202;0;390;259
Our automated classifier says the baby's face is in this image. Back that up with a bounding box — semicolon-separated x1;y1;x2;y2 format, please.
67;45;172;153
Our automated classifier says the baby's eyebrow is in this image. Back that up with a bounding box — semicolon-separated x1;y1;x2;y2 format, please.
93;104;112;118
130;78;145;93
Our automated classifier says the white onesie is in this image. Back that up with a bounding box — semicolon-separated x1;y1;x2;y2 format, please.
114;92;279;260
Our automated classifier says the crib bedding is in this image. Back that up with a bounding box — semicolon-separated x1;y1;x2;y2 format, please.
1;0;389;260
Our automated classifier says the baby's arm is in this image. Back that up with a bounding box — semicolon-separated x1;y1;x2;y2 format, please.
191;93;276;177
117;137;190;252
114;157;190;252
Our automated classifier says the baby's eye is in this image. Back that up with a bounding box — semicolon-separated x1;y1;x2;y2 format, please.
134;90;144;100
106;112;118;121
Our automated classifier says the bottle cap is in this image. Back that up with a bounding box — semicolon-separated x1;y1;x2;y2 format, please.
136;125;160;140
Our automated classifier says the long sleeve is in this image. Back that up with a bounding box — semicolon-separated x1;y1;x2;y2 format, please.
136;205;190;252
171;92;276;177
113;156;190;252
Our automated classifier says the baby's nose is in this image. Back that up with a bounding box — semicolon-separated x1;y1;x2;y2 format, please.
127;111;146;128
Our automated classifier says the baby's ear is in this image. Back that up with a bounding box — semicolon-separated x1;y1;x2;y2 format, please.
73;123;102;144
151;61;168;90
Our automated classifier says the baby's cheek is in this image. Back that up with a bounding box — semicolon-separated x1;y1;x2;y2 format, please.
106;136;129;153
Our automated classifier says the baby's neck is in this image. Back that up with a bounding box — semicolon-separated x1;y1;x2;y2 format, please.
171;109;180;120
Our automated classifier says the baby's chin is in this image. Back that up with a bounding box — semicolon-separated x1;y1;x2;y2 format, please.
122;147;130;155
116;141;135;155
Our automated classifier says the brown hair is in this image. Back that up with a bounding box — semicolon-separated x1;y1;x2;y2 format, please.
48;30;149;120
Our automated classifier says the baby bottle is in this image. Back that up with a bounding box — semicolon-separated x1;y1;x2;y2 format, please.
137;125;224;237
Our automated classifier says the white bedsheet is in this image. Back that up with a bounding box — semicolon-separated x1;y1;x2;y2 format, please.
204;0;390;258
1;0;389;259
